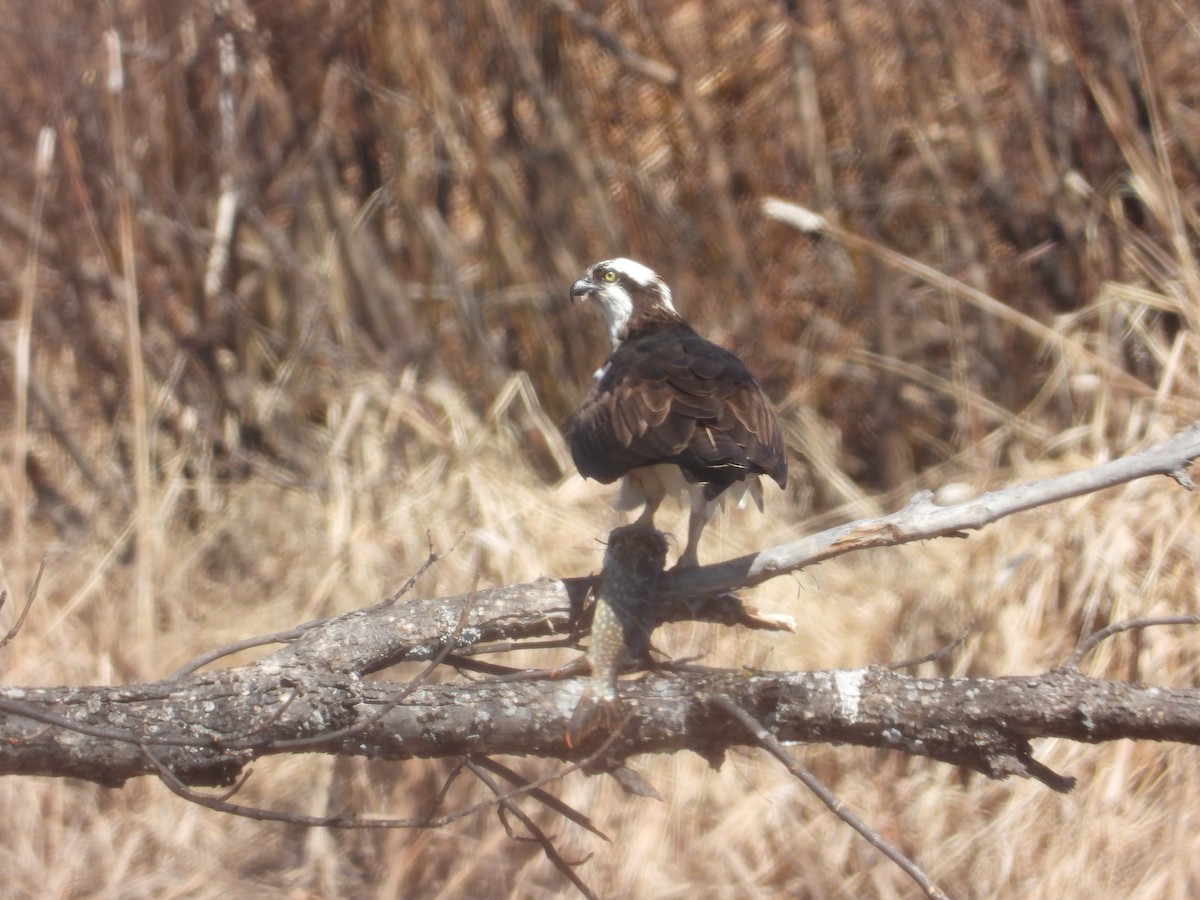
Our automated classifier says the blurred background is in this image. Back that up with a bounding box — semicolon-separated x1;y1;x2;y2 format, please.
1;1;1199;896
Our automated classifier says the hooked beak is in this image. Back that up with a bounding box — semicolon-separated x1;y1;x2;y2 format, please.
570;276;598;300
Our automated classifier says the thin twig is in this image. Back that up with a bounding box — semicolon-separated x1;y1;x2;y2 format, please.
379;531;461;607
471;756;610;842
139;726;630;832
168;626;316;679
430;758;470;814
207;767;255;804
1065;614;1200;671
707;694;950;900
889;620;976;671
0;558;46;652
466;759;600;900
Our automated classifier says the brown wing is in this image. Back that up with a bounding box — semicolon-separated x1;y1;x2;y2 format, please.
570;324;787;498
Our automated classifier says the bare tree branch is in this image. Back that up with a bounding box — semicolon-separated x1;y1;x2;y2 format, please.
0;557;44;652
1;425;1198;899
1065;614;1200;670
252;422;1200;678
1;660;1197;788
0;427;1197;807
467;759;601;900
663;421;1200;599
708;694;949;900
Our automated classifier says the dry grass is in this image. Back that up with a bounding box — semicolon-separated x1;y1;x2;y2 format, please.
1;0;1199;896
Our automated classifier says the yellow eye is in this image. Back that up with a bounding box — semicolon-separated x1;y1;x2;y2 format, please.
601;270;618;283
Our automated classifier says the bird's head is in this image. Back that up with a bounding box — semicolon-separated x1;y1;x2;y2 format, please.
571;258;677;350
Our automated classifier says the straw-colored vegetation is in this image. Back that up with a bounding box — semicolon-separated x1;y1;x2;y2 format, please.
1;0;1198;896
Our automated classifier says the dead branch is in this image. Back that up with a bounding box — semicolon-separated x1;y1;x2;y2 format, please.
1;662;1198;790
709;694;949;900
467;758;601;900
0;558;43;651
1065;614;1200;670
665;420;1200;599
0;424;1198;900
0;425;1198;793
245;421;1200;677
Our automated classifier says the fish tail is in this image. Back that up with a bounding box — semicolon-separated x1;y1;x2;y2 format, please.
565;684;623;749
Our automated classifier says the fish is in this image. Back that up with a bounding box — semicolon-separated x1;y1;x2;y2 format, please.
566;524;668;748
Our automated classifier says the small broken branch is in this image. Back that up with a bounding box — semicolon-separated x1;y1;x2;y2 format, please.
708;694;949;900
0;558;44;652
664;421;1200;599
467;759;601;900
1065;614;1200;670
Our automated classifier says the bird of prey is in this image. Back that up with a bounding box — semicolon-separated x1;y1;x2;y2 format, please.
568;258;788;567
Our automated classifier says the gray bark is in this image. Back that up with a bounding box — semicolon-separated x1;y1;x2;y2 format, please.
1;665;1197;792
0;423;1198;791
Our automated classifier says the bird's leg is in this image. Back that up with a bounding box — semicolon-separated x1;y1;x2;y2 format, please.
677;502;712;568
619;470;666;529
633;494;662;528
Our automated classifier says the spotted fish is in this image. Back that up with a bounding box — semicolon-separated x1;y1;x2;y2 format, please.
566;524;669;748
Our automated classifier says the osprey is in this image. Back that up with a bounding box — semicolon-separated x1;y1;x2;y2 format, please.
569;258;788;567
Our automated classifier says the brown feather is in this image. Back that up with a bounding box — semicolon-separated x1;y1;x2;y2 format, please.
570;315;787;495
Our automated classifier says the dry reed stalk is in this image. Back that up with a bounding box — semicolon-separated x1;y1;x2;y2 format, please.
8;128;54;608
784;8;836;213
105;29;156;653
762;197;1188;415
484;0;620;248
202;4;241;334
1120;0;1200;323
